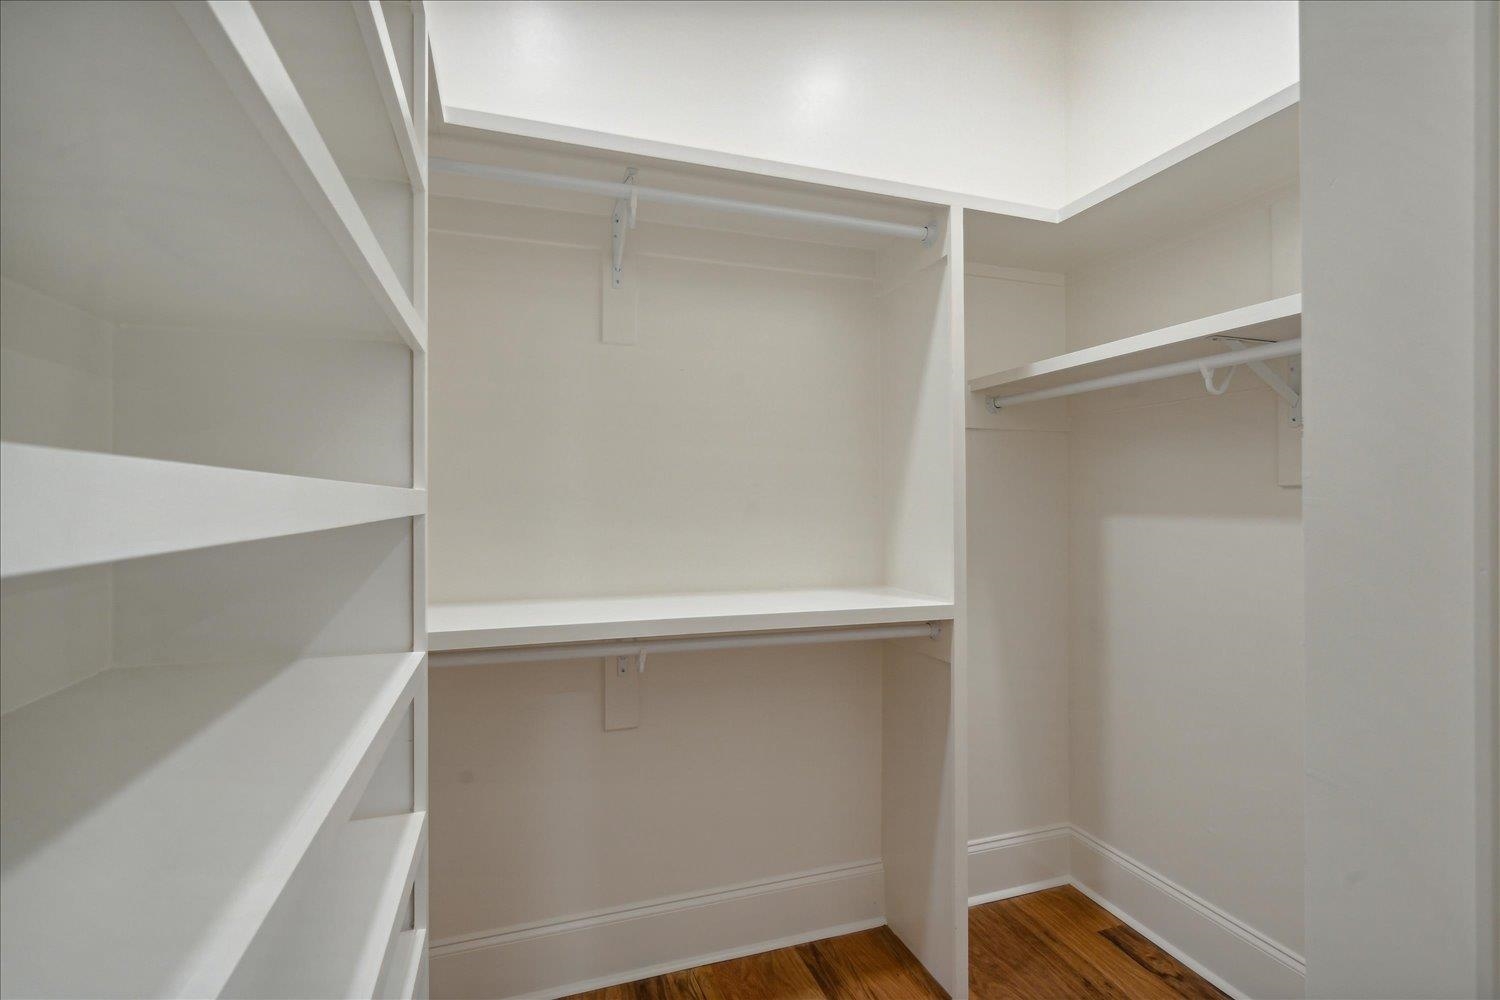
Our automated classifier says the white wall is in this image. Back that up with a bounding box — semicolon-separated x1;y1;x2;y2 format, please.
1300;3;1498;997
426;0;1068;208
1062;1;1299;203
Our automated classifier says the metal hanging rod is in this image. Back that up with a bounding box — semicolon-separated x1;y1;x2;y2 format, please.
986;338;1302;410
429;621;942;670
430;157;936;245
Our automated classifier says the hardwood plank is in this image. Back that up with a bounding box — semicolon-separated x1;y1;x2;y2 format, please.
1099;925;1230;1000
795;926;947;999
564;968;712;1000
1005;889;1181;999
690;947;826;1000
969;897;1120;1000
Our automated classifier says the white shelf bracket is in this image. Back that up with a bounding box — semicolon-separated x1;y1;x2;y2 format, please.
610;167;638;290
1212;336;1302;425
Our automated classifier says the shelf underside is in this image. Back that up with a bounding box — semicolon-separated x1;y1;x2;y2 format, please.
0;1;418;345
0;443;425;578
968;294;1301;398
428;587;955;651
966;101;1299;273
0;651;423;999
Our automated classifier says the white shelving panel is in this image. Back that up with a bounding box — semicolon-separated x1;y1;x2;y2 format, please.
429;587;955;651
377;930;428;1000
0;652;424;999
0;443;426;579
967;294;1302;397
0;0;423;349
225;812;427;999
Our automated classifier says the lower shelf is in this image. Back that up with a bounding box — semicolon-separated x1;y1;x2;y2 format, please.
224;812;428;999
0;651;423;998
378;928;429;1000
427;587;955;651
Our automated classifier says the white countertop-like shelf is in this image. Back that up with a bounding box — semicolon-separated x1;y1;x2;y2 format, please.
428;587;956;651
968;294;1302;398
0;0;423;349
225;812;427;999
0;443;426;578
0;651;424;999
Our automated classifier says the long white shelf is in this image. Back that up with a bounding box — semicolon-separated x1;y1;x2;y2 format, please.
0;443;426;578
377;929;428;1000
428;587;955;651
967;294;1302;398
0;1;423;350
0;651;424;999
225;812;427;999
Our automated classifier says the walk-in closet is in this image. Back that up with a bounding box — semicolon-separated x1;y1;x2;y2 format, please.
1;3;1495;1000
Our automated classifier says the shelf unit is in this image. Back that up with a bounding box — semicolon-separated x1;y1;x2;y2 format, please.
0;653;422;998
224;811;428;998
429;587;954;651
0;2;431;997
968;294;1302;400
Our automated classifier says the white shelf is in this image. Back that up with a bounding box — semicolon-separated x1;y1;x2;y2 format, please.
0;0;423;350
0;651;424;999
376;929;428;1000
225;812;427;999
967;294;1302;397
0;443;426;578
966;90;1299;272
428;587;955;651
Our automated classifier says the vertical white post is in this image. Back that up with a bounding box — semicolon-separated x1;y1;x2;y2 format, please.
1301;2;1498;996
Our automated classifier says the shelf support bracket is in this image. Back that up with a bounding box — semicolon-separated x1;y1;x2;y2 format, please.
1211;336;1302;425
610;167;638;290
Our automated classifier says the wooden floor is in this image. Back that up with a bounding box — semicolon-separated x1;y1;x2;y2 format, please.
566;886;1229;1000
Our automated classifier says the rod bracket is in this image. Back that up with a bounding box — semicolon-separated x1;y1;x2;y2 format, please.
921;220;938;249
985;395;1004;413
610;167;638;289
1211;336;1302;425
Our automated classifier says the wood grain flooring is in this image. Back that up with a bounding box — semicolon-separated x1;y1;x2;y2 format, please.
565;886;1230;1000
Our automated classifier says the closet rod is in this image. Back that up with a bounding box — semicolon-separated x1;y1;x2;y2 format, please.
430;157;935;244
430;621;942;668
987;337;1302;409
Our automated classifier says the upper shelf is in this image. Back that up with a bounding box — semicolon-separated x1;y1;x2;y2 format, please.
966;91;1299;273
0;651;423;998
968;294;1302;398
0;1;423;350
428;587;955;651
0;443;425;578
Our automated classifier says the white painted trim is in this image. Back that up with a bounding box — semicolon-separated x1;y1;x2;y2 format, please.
431;857;882;955
1069;825;1305;978
968;876;1070;907
534;918;887;1000
964;263;1066;287
428;858;883;999
967;822;1071;855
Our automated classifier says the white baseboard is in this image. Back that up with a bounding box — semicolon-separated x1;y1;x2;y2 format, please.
427;859;884;999
429;826;1304;1000
966;824;1306;1000
967;823;1072;906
